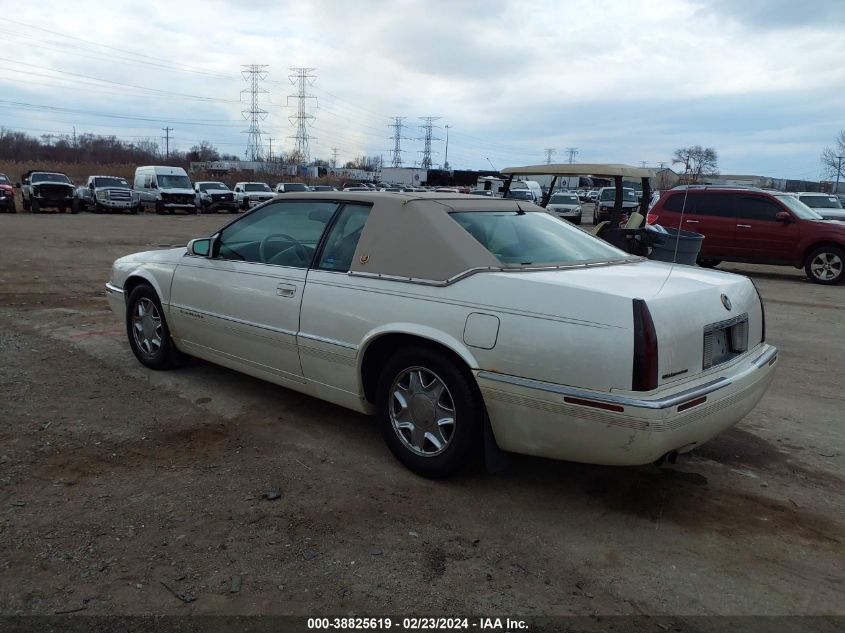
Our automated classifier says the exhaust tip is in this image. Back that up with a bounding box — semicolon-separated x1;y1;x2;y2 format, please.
654;450;680;467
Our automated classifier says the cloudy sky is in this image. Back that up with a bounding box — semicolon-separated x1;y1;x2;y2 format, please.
2;0;844;179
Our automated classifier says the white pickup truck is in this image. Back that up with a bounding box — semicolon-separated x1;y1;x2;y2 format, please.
75;175;140;214
233;182;275;210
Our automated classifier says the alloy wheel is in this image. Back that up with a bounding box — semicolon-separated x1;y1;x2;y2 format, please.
810;252;843;282
131;298;163;356
389;367;456;457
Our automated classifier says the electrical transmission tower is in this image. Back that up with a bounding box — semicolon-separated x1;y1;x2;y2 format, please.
388;117;409;168
565;147;579;163
331;147;339;168
544;148;556;164
241;65;269;162
287;67;317;164
418;117;441;169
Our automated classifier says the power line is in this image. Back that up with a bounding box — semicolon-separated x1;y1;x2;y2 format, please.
287;67;317;164
418;117;441;169
241;64;269;161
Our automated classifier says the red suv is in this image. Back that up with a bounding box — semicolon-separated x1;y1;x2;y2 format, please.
647;186;845;285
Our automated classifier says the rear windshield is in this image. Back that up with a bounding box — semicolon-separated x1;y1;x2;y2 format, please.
599;189;637;202
550;194;579;204
775;195;823;220
506;190;534;200
281;183;308;192
799;195;842;209
450;211;627;266
245;183;272;192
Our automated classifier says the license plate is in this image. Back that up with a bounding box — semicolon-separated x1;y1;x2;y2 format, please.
703;314;748;369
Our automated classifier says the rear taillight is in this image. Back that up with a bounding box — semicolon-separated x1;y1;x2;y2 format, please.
632;298;659;391
646;212;657;224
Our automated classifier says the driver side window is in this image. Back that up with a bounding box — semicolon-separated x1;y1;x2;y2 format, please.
216;201;338;267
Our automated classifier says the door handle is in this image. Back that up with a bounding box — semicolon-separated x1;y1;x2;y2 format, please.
276;283;297;298
685;219;699;224
736;224;752;228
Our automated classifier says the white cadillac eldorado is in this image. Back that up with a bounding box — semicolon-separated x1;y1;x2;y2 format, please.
106;192;777;477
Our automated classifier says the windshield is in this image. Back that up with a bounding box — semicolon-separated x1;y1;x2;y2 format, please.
245;183;272;192
158;175;192;189
775;195;823;220
311;186;334;191
550;194;579;204
599;188;637;202
799;195;842;209
451;211;627;266
506;190;534;200
94;177;129;188
281;183;308;192
199;182;228;191
32;172;71;184
0;175;9;185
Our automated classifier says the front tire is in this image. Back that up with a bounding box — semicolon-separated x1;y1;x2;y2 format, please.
376;347;482;478
125;285;182;369
31;199;40;213
805;246;845;285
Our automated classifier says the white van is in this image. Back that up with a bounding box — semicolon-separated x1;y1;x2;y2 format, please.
509;179;542;203
134;166;196;215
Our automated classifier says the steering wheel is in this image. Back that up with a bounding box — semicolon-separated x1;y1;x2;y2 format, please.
258;233;309;265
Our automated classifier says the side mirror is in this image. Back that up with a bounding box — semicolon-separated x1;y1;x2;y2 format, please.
150;182;158;189
187;238;211;257
775;211;793;223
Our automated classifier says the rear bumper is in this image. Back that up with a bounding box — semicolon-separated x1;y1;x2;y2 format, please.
476;344;778;465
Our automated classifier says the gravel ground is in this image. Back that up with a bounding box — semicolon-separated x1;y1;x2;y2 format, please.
0;211;843;620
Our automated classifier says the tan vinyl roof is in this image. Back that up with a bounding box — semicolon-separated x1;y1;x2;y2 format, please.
501;163;654;178
265;192;535;281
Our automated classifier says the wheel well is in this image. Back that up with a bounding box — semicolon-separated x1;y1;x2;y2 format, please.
122;276;154;302
802;241;845;266
360;333;475;405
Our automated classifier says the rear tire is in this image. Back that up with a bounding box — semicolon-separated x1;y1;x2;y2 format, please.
375;346;483;478
125;284;182;369
697;258;721;268
155;201;165;215
804;246;845;285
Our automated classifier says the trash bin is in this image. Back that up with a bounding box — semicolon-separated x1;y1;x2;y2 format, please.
596;227;651;256
647;226;704;265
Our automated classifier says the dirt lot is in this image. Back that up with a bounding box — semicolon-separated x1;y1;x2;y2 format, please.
0;211;843;620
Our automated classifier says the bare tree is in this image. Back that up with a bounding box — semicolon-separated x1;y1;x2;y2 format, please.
187;141;220;162
820;130;845;180
672;145;719;183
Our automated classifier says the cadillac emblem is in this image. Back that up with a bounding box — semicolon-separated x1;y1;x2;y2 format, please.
720;294;732;311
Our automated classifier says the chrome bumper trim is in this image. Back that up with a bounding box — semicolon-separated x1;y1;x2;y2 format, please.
105;282;124;295
477;345;777;411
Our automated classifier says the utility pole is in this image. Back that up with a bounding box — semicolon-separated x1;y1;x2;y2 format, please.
565;147;578;163
331;147;339;168
72;126;77;148
444;125;451;169
161;127;172;159
418;117;441;169
388;117;407;168
658;161;667;169
544;148;556;164
267;137;274;162
835;155;843;195
287;67;317;164
640;161;648;168
241;64;269;162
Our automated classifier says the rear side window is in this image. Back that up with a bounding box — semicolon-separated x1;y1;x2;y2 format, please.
735;196;782;221
662;193;699;213
318;204;372;272
695;193;735;217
